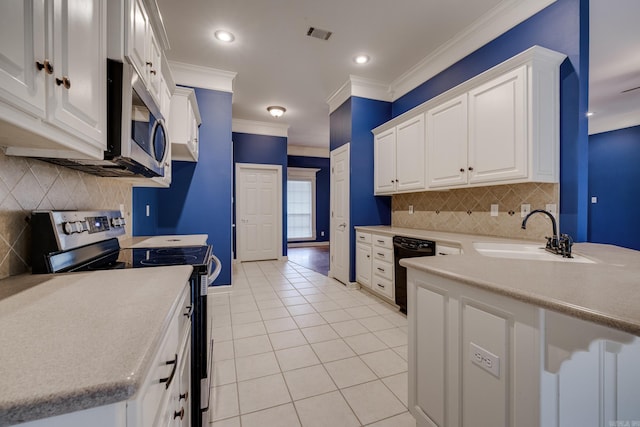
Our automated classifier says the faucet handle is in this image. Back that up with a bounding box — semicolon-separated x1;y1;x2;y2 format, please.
558;234;574;258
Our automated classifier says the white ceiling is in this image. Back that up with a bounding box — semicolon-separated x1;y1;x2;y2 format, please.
588;0;640;135
156;0;640;148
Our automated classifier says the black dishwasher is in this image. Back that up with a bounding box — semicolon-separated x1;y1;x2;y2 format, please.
393;236;436;313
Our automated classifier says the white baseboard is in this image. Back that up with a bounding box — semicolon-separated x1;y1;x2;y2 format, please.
279;255;288;262
287;241;330;248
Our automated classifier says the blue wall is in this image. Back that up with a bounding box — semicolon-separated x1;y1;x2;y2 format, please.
393;0;589;241
233;132;288;256
588;125;640;250
330;96;392;281
288;155;330;243
132;88;233;286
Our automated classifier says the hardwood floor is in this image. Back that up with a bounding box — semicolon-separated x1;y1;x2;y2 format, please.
287;246;330;276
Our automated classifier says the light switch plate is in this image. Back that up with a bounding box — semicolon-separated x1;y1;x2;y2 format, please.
490;204;499;217
521;204;531;218
591;196;598;204
408;205;414;214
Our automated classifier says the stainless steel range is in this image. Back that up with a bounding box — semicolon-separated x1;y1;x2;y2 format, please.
30;210;220;427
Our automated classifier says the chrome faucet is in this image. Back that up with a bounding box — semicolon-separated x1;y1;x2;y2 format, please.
521;209;573;258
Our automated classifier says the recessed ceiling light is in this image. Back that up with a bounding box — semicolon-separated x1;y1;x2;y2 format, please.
214;30;235;43
354;55;370;64
267;106;286;118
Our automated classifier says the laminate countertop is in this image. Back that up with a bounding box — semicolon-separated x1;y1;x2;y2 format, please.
356;226;640;337
0;266;193;426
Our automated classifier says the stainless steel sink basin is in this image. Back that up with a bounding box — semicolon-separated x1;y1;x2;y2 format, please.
472;242;596;263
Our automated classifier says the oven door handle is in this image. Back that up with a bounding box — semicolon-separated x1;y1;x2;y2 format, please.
206;254;222;285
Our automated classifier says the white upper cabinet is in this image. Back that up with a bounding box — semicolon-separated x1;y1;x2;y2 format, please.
126;0;161;105
374;46;566;193
0;0;107;160
427;94;468;188
468;66;527;184
374;128;396;194
169;87;201;162
374;114;426;195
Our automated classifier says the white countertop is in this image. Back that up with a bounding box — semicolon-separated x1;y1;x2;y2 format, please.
122;234;208;248
355;226;640;337
0;266;193;426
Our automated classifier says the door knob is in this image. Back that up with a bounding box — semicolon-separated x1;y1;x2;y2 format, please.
338;223;346;228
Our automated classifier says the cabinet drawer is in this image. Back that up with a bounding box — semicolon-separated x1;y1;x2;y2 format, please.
373;259;393;281
372;234;393;249
356;231;372;244
371;276;394;299
436;244;462;256
373;247;393;262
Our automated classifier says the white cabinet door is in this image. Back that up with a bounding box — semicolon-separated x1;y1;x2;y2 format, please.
427;94;468;188
0;0;46;118
49;0;105;147
147;27;162;104
374;128;396;194
127;0;149;80
396;114;426;192
170;87;200;162
355;243;372;288
468;66;527;184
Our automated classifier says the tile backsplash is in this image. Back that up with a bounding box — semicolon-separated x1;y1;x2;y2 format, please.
0;150;132;280
392;182;559;241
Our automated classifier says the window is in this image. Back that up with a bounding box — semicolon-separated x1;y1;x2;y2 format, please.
287;168;320;241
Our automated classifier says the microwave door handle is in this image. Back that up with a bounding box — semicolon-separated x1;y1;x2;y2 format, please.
206;254;222;285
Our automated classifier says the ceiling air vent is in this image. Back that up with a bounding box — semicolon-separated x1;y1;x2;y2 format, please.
307;27;332;41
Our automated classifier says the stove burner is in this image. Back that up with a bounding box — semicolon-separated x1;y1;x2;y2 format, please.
139;255;199;266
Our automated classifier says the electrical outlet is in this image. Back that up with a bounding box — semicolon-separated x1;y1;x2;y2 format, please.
470;342;500;378
320;231;325;237
546;203;557;216
521;204;531;218
146;205;150;217
408;205;414;214
490;204;499;217
591;196;598;204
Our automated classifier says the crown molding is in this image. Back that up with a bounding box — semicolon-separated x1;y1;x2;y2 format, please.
232;119;289;137
390;0;556;100
327;75;392;114
287;145;330;158
169;61;237;93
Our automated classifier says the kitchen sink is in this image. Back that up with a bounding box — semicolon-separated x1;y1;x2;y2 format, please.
472;242;596;263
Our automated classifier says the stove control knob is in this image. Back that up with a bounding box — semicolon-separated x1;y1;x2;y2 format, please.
111;217;123;227
74;221;85;233
63;222;74;235
119;217;126;225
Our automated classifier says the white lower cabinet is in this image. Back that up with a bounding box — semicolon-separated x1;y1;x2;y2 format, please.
408;268;640;427
355;241;372;289
355;231;395;302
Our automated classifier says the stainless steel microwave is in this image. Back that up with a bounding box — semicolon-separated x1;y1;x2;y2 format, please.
41;59;168;178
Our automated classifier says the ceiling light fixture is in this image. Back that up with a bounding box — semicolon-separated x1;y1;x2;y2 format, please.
267;106;286;118
586;111;594;117
214;30;235;43
354;55;370;64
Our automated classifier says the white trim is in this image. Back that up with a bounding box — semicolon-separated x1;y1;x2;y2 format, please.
232;118;289;137
589;110;640;135
287;145;330;158
169;60;236;93
287;241;330;248
279;256;289;262
390;0;557;100
235;163;283;261
327;76;392;114
287;167;320;177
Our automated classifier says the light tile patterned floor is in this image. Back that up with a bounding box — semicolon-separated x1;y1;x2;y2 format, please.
208;260;417;427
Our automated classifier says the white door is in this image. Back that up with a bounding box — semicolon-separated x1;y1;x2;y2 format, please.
236;164;282;262
49;0;105;147
0;0;46;118
330;144;350;285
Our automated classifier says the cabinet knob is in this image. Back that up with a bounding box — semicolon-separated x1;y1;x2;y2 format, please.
468;166;474;171
390;180;394;184
459;168;465;173
55;76;71;89
179;391;189;401
174;407;185;420
150;69;157;75
35;60;54;74
146;61;153;67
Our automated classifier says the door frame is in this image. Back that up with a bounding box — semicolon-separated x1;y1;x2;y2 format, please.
235;163;283;262
329;143;350;284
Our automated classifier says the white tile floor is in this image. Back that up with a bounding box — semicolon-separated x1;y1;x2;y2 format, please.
207;260;417;427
